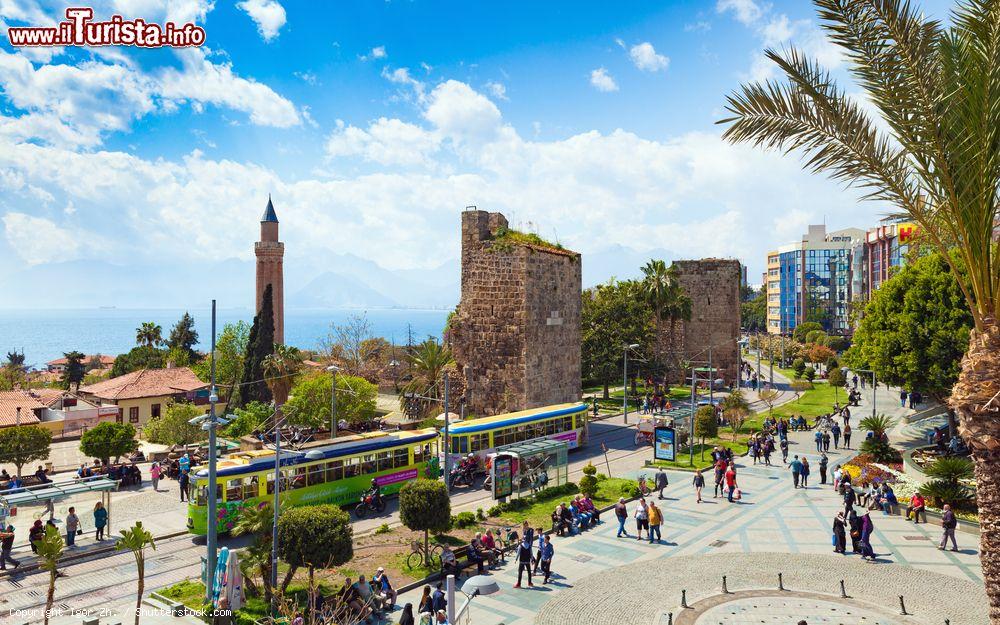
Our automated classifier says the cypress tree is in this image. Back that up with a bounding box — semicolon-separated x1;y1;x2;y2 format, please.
237;285;275;407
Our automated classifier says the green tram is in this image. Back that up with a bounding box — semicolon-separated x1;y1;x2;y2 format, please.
186;428;439;535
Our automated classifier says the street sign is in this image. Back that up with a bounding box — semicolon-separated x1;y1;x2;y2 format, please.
654;426;676;462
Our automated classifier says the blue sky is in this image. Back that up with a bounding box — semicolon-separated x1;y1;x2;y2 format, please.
0;0;954;307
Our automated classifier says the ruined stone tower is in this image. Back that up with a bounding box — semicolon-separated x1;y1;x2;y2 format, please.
255;196;284;344
658;259;742;384
450;209;582;416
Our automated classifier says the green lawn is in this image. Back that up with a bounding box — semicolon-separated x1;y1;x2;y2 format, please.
492;477;634;528
649;438;750;471
770;381;843;420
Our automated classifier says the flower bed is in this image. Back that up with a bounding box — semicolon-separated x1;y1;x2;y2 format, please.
842;453;902;486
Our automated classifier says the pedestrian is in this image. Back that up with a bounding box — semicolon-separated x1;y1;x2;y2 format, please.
832;511;847;554
539;534;554;584
28;519;44;553
790;455;803;489
150;462;161;491
179;469;190;502
831;422;841;449
843;424;852;449
822;431;831;452
859;512;876;561
692;470;705;503
819;453;829;485
513;536;534;588
65;506;80;547
614;497;629;538
647;501;662;544
0;524;20;570
713;457;727;498
655;468;669;500
418;585;433;615
900;389;908;408
938;504;959;552
634;498;649;540
94;501;108;541
399;604;415;625
725;465;738;503
801;457;811;487
814;430;823;452
431;583;447;613
533;527;544;573
762;438;773;466
780;438;789;464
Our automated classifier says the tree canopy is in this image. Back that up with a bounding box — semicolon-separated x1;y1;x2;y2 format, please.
741;288;766;333
277;505;353;574
80;422;136;465
60;350;86;391
110;346;166;378
792;322;823;343
135;322;163;348
0;425;52;477
167;312;199;361
236;285;275;408
581;279;653;397
284;371;377;428
844;253;972;400
193;321;250;404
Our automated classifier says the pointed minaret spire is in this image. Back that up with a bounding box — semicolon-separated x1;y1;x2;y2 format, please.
261;194;278;223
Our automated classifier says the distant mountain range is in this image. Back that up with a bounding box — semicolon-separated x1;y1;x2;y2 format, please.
0;245;676;310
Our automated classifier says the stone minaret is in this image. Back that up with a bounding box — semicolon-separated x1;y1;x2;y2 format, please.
255;195;284;344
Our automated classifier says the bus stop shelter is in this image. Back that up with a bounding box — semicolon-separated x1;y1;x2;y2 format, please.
0;477;119;539
492;439;568;500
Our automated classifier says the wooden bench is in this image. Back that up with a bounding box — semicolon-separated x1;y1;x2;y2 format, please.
440;545;486;580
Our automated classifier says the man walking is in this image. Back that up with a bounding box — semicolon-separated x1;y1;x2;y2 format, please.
65;506;80;548
819;453;829;485
939;504;959;552
790;455;803;489
179;470;190;502
725;465;738;503
655;468;669;500
814;430;823;452
513;536;534;588
780;438;789;464
713;457;727;498
614;497;629;538
539;535;554;584
0;524;20;570
831;422;841;449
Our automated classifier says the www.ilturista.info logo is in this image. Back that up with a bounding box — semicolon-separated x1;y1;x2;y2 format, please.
7;7;206;48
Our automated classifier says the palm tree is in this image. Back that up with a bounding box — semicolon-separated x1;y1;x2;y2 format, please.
719;3;999;614
135;322;163;348
262;344;303;409
232;501;276;603
641;260;692;382
117;521;156;625
404;339;454;397
37;525;64;625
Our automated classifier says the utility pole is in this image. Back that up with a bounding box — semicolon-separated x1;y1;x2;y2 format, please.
623;347;629;425
756;334;761;390
689;364;696;466
769;336;774;387
206;300;218;604
270;411;281;617
708;347;714;407
443;374;451;496
327;365;338;439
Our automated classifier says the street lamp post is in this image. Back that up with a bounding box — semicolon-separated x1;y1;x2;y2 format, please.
326;365;340;439
206;300;218;604
623;344;639;424
689;364;697;466
443;373;451;496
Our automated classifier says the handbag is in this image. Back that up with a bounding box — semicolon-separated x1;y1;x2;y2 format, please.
77;529;83;535
734;488;742;500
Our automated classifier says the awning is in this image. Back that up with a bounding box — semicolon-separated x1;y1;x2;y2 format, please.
0;476;118;507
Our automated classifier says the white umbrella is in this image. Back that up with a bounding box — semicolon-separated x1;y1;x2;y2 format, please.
434;412;462;423
225;549;244;611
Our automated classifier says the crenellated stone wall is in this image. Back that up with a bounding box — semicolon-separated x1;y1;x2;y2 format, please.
451;209;582;416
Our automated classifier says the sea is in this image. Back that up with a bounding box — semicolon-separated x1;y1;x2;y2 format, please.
0;308;450;368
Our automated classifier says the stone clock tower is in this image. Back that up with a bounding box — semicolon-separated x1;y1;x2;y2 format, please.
255;195;284;344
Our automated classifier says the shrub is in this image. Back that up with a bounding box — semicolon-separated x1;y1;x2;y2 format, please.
694;405;718;440
918;480;973;508
791;358;806;378
450;511;477;529
859;438;902;463
374;523;392;535
582;463;597;476
620;482;640;499
924;457;974;484
803;366;816;382
475;508;486;522
579;474;598;497
825;357;839;371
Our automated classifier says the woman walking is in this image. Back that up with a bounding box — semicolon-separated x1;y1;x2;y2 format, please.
859;512;876;561
634;498;649;540
832;512;847;554
94;501;108;541
692;470;705;503
150;462;161;492
843;424;852;449
800;457;811;488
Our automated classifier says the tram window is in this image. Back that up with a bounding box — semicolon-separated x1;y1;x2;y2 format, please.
326;460;343;482
266;471;276;495
344;457;359;478
495;428;511;447
469;433;489;453
226;478;243;501
515;425;528;443
196;483;221;506
393;448;409;468
362;454;376;475
308;463;326;486
532;423;545;439
452;436;468;454
413;444;424;463
286;467;307;490
375;451;391;472
246;476;260;499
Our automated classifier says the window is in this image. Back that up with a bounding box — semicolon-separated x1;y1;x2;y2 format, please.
326;460;344;482
245;476;259;499
361;454;376;475
225;478;243;501
196;483;222;506
451;436;468;454
376;451;393;472
151;403;161;419
393;447;409;468
343;457;360;479
308;462;326;486
266;471;276;495
413;444;425;464
469;433;490;453
285;467;307;490
129;406;139;423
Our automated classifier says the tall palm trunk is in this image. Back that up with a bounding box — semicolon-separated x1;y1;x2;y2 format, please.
44;569;56;625
134;559;144;625
951;318;1000;622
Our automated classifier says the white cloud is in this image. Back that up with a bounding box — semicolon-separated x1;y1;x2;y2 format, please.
761;15;793;45
361;46;387;61
589;67;618;92
685;21;712;33
484;81;508;101
381;66;426;102
0;79;880;281
716;0;764;25
294;70;318;85
3;212;80;266
237;0;287;41
629;42;669;72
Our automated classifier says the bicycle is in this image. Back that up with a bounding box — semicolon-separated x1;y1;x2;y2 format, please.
406;539;442;570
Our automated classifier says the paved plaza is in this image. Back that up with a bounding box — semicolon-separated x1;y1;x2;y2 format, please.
394;419;985;625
